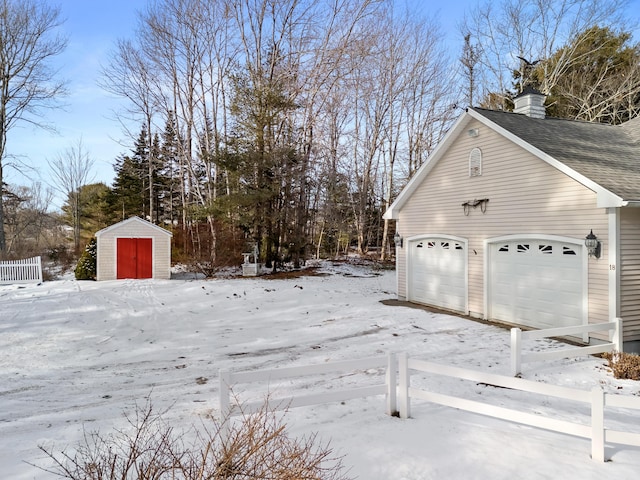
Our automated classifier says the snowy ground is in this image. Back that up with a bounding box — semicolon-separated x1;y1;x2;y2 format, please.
1;260;639;479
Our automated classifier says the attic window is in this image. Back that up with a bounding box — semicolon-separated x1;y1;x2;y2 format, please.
469;148;482;177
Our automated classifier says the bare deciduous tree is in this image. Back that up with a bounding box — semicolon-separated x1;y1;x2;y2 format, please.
47;138;95;252
461;0;629;107
0;0;67;255
2;182;55;256
543;26;640;124
98;0;458;266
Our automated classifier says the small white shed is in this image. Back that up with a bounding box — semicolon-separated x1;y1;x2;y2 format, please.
95;216;172;281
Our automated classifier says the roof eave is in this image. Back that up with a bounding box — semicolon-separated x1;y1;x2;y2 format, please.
597;191;625;208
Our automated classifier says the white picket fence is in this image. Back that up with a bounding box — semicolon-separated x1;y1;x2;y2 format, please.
0;256;43;284
510;319;622;376
220;351;640;462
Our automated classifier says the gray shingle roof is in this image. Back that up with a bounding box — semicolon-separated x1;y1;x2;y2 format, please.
472;107;640;202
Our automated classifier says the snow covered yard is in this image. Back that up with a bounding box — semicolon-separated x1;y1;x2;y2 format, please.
1;260;639;479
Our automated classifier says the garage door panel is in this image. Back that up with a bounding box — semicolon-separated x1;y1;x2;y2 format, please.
489;239;584;329
409;237;466;312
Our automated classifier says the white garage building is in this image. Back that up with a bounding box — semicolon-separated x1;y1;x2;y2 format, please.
385;88;640;352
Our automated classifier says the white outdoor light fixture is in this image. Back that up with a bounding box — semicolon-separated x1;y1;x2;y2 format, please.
585;229;601;259
394;231;403;248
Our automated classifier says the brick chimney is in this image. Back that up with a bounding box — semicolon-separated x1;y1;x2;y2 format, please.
513;85;546;119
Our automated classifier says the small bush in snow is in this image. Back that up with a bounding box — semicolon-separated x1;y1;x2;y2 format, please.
603;351;640;381
36;398;351;479
74;238;97;280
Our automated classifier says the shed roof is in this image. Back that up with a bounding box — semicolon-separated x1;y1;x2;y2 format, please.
95;216;173;237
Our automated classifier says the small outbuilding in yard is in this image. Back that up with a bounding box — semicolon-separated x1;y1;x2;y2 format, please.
95;216;172;281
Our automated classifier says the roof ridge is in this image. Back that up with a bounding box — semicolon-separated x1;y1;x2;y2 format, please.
471;107;620;126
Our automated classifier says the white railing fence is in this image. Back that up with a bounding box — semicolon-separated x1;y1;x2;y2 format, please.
0;256;43;284
218;354;396;442
510;319;622;376
220;351;640;462
398;352;640;463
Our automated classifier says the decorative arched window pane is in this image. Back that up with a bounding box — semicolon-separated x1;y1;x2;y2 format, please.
469;148;482;177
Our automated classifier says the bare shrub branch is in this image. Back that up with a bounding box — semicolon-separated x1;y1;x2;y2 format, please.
35;396;351;480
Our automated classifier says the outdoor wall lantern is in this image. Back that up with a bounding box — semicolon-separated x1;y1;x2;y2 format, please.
585;229;601;259
394;231;403;248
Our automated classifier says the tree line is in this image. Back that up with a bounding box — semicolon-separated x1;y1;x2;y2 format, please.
2;0;639;272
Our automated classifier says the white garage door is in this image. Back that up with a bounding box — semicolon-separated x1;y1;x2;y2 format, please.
489;239;584;329
408;238;466;312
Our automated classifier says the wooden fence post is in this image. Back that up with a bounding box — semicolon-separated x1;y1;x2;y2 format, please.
511;328;522;377
591;388;605;462
398;352;410;419
386;352;397;416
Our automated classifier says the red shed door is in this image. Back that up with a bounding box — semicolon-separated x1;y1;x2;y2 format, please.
117;238;153;279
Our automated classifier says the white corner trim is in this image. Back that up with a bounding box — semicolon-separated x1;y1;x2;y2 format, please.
608;208;620;320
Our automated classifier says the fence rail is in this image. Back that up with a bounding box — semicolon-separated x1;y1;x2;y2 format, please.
0;256;43;284
398;352;640;462
218;354;396;442
510;319;622;376
219;351;640;462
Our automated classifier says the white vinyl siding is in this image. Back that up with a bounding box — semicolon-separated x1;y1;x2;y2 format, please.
395;119;609;328
620;208;640;342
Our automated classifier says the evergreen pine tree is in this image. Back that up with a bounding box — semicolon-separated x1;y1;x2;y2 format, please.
74;237;97;280
158;112;181;226
105;154;145;222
